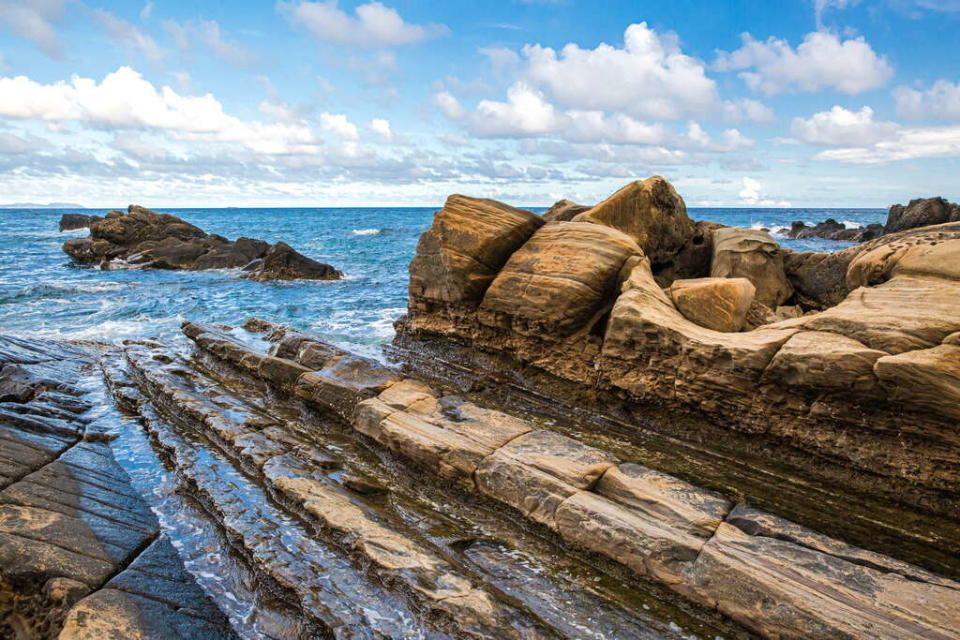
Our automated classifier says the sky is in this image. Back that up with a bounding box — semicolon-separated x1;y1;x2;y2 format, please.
0;0;959;208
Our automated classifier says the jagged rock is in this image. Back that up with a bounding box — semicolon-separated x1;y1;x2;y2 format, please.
58;213;102;231
241;241;342;282
572;176;695;264
668;277;755;332
542;199;590;222
62;204;339;281
885;196;960;234
785;218;883;242
408;195;543;310
478;222;644;337
653;220;727;287
710;228;793;308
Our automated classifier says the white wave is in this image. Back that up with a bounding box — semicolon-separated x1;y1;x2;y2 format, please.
5;317;180;342
840;220;862;229
352;228;383;236
751;221;789;236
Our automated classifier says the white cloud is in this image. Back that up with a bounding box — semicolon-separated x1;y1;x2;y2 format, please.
164;19;256;67
471;82;561;137
0;0;66;58
815;124;960;163
722;98;776;124
714;31;892;95
479;46;519;68
790;106;898;146
368;118;393;141
92;9;164;64
738;177;790;207
894;80;960;122
139;1;154;21
0;66;323;154
433;91;466;119
519;22;719;120
277;0;447;48
320;113;359;140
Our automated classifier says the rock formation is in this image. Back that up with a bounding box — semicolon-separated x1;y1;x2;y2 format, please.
396;176;960;526
886;196;960;234
57;213;102;231
62;204;342;281
785;218;884;242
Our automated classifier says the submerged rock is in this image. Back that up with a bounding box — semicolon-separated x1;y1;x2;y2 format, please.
62;204;341;281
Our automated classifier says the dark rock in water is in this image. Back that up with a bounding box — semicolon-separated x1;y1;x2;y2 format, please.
62;204;341;281
785;218;883;242
885;196;960;234
542;199;590;222
241;242;342;282
58;213;102;231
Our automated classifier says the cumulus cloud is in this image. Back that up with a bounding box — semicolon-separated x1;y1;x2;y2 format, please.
815;124;960;163
92;9;164;64
433;91;466;119
320;113;359;140
0;0;67;58
714;31;892;95
277;0;448;48
894;80;960;122
738;176;790;207
0;66;323;154
471;82;561;137
368;118;393;141
790;106;898;146
519;22;719;120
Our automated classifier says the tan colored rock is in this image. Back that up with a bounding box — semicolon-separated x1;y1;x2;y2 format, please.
573;176;694;264
408;195;543;308
542;199;590;222
668;277;755;332
711;228;793;308
478;222;643;337
848;234;960;287
764;331;886;392
687;507;960;640
874;344;960;421
653;220;727;287
294;354;401;421
595;463;732;538
258;355;311;392
555;491;705;585
474;430;618;528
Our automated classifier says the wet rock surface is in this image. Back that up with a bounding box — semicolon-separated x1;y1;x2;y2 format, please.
61;204;342;281
57;214;102;232
784;218;883;242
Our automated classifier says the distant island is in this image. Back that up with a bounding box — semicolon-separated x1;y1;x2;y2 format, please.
0;202;86;209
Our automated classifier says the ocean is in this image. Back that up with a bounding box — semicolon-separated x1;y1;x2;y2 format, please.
0;205;885;356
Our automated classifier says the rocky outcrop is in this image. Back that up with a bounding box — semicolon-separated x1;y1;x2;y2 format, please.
172;319;960;640
886;196;960;234
397;177;960;525
785;218;883;242
57;214;102;232
62;205;341;281
0;336;235;640
542;199;589;222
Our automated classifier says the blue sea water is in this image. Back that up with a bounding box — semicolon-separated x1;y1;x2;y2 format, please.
0;206;886;357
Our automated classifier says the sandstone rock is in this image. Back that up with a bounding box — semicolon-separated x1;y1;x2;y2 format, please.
478;222;643;337
764;331;886;392
847;229;960;288
58;213;102;232
653;220;727;287
294;353;401;421
555;491;705;585
408;195;543;308
241;241;342;282
874;344;960;421
668;277;755;332
542;199;590;222
573;176;694;264
594;463;732;538
885;196;960;234
710;228;792;308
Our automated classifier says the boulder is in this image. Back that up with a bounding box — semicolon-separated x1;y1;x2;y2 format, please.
58;213;102;231
478;222;643;337
573;176;695;264
241;242;342;282
192;237;270;270
667;277;755;333
885;196;960;234
785;218;883;242
710;228;792;308
653;220;727;287
408;195;543;309
542;199;590;222
874;344;960;421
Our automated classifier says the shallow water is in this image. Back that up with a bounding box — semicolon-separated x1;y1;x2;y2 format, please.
0;206;884;352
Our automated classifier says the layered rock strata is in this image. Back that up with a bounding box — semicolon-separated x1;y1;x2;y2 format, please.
0;336;234;640
396;178;960;525
175;319;960;640
62;205;342;281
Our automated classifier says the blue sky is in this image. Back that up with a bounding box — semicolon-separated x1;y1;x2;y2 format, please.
0;0;958;207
